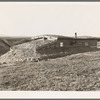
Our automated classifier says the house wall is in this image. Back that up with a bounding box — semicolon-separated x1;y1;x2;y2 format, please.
56;39;97;48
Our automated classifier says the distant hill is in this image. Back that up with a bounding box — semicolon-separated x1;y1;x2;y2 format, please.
0;36;32;46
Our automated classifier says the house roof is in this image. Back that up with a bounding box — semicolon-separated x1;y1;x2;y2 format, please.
46;34;100;41
58;37;100;41
44;34;74;39
33;34;100;41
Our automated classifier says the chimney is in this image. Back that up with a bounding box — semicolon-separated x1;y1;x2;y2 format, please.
75;32;77;38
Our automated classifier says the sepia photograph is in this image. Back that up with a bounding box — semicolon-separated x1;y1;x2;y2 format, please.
0;1;100;93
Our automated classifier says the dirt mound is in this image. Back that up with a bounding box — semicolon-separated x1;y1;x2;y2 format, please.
0;40;39;63
0;39;55;63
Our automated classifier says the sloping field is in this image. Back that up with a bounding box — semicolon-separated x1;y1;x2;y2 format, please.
0;50;100;90
0;36;32;46
0;39;100;90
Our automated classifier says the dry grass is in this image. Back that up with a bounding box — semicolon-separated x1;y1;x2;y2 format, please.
0;39;100;90
0;50;100;90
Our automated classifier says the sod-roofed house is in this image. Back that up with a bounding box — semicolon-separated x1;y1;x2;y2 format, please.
36;33;100;54
57;33;98;48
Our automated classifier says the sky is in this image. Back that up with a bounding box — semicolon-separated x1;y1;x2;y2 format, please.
0;2;100;37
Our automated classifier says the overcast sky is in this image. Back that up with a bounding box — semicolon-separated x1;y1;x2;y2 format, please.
0;2;100;37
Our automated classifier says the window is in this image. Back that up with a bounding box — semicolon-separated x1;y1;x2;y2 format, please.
60;42;63;47
70;40;76;45
85;42;89;46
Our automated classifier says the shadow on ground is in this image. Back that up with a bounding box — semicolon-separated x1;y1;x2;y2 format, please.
0;47;10;56
38;47;100;60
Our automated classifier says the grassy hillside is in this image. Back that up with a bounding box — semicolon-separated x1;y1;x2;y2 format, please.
0;50;100;90
0;36;100;90
0;36;32;46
